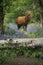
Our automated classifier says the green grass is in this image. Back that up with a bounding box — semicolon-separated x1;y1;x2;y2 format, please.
27;32;42;38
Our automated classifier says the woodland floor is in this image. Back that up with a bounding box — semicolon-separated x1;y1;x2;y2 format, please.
4;56;43;65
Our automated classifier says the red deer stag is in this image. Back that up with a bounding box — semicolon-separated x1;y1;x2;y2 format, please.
16;10;31;31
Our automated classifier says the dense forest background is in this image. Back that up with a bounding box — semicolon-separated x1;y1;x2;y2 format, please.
4;0;41;23
0;0;43;38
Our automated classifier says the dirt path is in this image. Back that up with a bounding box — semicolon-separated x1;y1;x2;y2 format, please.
5;57;43;65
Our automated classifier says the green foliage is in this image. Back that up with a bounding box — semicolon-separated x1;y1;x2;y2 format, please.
0;47;43;65
27;32;42;38
4;13;15;23
4;0;41;23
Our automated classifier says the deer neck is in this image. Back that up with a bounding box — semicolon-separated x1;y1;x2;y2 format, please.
25;15;30;21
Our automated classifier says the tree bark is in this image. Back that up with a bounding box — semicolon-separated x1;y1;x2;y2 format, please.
38;0;43;35
0;0;4;34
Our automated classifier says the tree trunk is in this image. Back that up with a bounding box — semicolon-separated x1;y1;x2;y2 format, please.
0;1;4;34
38;0;43;35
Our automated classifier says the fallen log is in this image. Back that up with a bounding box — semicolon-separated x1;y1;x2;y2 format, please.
0;38;43;48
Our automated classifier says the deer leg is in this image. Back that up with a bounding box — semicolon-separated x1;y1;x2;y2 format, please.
17;24;21;29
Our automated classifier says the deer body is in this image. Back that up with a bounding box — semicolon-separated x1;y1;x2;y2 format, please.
16;11;31;30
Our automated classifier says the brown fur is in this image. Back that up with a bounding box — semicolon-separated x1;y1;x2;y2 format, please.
16;10;31;30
